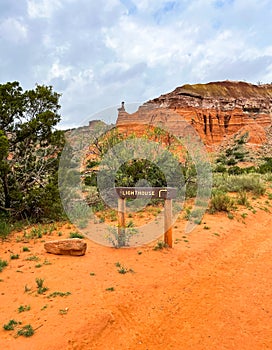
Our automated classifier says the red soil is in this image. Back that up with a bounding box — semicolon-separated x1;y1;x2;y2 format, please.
0;202;272;350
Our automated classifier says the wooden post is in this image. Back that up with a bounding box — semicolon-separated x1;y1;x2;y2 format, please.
115;187;176;248
118;198;126;246
164;199;173;248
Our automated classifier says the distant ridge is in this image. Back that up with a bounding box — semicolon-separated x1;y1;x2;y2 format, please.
159;80;272;99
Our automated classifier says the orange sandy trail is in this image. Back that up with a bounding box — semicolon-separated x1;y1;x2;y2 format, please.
0;208;272;350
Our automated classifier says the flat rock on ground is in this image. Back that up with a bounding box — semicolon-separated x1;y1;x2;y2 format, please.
44;238;87;256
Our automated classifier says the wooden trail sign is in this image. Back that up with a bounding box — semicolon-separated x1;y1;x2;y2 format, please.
115;187;177;200
115;187;177;248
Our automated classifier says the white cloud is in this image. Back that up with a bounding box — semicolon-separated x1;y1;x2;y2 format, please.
103;16;197;68
47;60;73;81
27;0;62;19
0;17;28;43
0;0;271;128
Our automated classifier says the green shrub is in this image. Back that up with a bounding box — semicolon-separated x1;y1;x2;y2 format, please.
3;319;21;331
24;181;66;222
43;259;52;265
108;210;117;221
185;182;197;198
214;164;227;173
258;158;272;173
227;175;265;195
209;192;234;213
233;152;245;160
183;207;191;220
86;160;100;169
29;226;43;238
84;174;97;186
92;200;105;212
153;240;168;250
0;259;8;272
17;324;34;337
244;166;257;174
35;278;48;294
10;254;19;260
212;173;228;191
215;155;227;164
215;174;266;195
69;201;91;228
18;305;31;313
226;158;237;166
190;208;204;218
47;291;71;298
115;262;134;274
227;212;234;219
225;148;233;157
237;191;249;206
106;287;115;291
105;226;138;248
118;266;128;274
228;166;244;175
26;255;39;261
0;220;12;240
69;232;84;239
236;133;248;144
126;220;134;227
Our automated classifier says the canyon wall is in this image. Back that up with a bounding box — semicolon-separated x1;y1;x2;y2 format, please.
116;81;272;150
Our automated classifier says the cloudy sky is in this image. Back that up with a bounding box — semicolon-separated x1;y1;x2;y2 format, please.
1;0;272;128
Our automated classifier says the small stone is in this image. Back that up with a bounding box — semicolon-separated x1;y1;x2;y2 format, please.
44;239;87;256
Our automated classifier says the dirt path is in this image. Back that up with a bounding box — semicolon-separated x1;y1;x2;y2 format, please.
0;206;272;349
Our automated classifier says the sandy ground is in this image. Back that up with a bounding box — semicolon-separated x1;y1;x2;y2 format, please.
0;200;272;350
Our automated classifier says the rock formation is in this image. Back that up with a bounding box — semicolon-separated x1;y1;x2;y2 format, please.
44;239;87;256
116;81;272;152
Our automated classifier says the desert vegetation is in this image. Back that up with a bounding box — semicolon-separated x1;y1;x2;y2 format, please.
1;81;272;349
79;125;272;236
1;82;272;244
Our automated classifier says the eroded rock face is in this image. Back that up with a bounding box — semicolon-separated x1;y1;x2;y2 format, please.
44;239;87;256
116;81;272;149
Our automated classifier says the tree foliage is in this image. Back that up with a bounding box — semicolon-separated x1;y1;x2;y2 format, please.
0;81;65;221
81;125;198;203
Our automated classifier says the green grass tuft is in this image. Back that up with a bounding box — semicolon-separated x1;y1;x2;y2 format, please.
69;232;84;239
153;240;168;251
17;324;34;337
18;305;31;313
47;291;71;298
0;259;8;272
3;319;21;331
10;254;20;260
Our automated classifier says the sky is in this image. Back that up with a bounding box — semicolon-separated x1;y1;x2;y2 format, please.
0;0;272;129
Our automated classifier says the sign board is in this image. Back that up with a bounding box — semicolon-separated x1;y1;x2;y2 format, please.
115;187;177;248
115;187;177;200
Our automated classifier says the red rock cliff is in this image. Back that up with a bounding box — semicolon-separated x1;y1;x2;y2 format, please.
116;81;272;149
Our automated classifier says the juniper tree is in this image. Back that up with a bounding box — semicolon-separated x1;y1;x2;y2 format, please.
0;81;65;220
